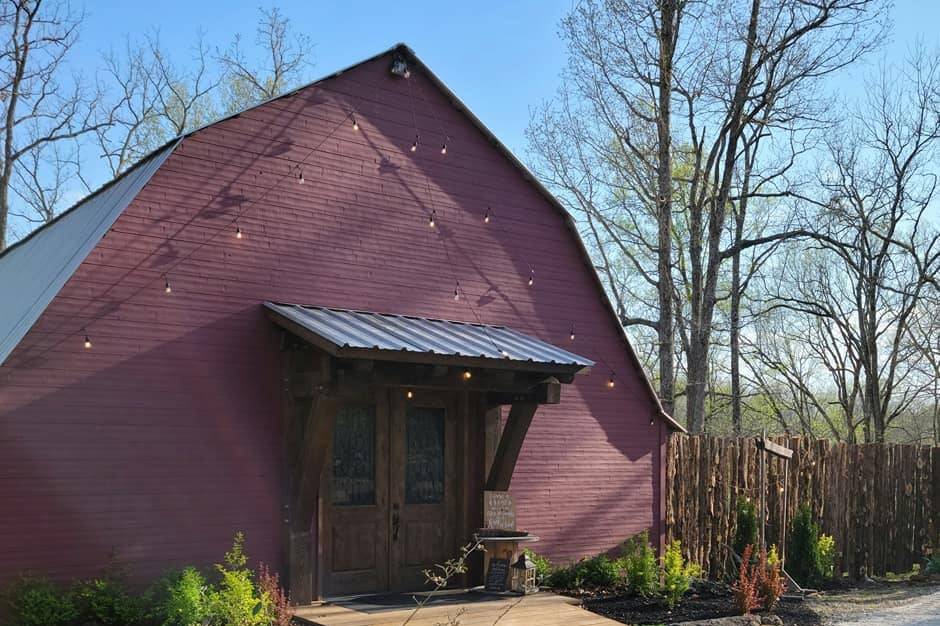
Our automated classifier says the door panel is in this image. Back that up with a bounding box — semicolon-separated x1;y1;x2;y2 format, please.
321;399;389;596
389;392;458;591
320;388;461;596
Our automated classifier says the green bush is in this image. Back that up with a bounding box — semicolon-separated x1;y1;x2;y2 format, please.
71;576;144;626
147;567;209;626
620;530;658;596
787;504;824;587
924;552;940;576
732;499;758;558
661;540;698;608
818;534;836;580
523;549;554;586
581;555;620;588
205;532;267;626
4;577;77;626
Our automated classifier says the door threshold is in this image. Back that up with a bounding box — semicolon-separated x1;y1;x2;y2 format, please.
324;588;476;606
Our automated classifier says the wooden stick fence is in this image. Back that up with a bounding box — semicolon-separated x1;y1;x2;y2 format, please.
665;435;939;579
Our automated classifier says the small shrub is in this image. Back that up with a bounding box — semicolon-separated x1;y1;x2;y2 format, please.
731;545;763;615
759;546;787;612
788;504;824;587
147;567;209;626
818;534;836;580
205;532;267;626
543;563;576;590
523;549;555;586
4;577;77;626
661;540;699;608
71;576;144;626
924;551;940;576
575;555;619;588
620;531;659;596
732;499;758;558
257;564;292;626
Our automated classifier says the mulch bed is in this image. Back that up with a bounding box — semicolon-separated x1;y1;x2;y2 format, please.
579;581;823;626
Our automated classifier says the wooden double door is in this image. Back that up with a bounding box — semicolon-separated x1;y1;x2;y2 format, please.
320;389;461;596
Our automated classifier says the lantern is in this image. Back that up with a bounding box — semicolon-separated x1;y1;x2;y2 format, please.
510;553;538;595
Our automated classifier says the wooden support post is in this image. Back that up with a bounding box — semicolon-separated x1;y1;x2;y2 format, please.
485;402;539;491
288;391;339;605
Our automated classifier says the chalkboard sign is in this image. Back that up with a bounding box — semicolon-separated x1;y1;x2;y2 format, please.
483;491;515;530
484;557;510;592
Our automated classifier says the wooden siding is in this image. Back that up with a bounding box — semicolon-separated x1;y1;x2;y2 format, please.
0;50;662;585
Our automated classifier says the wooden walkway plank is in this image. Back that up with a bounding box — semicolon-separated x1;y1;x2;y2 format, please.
293;592;620;626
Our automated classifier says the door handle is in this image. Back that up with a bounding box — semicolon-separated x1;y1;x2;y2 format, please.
392;511;401;541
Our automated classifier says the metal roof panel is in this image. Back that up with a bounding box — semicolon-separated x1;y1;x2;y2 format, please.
265;302;594;369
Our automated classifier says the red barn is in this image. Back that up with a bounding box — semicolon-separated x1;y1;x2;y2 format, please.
0;45;682;601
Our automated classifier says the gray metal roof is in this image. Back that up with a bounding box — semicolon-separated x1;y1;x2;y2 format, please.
0;143;177;366
265;302;594;372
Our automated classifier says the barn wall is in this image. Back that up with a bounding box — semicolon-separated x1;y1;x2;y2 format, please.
0;50;662;586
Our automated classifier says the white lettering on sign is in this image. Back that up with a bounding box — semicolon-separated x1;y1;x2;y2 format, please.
484;490;516;530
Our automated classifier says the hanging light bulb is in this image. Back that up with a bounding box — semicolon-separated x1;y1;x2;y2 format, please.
428;210;436;229
462;370;473;380
440;142;447;155
352;117;359;131
298;168;305;184
406;390;414;399
528;270;535;287
453;281;460;301
235;224;243;239
164;276;172;294
569;324;575;341
83;333;92;350
607;373;616;389
411;135;418;152
484;207;491;224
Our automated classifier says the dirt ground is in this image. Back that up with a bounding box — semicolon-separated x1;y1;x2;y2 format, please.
809;584;940;626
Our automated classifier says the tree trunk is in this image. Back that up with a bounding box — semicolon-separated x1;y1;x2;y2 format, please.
656;0;678;416
730;223;742;435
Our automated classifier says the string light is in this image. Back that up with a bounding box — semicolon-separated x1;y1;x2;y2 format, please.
83;332;92;350
462;370;472;380
607;372;616;389
440;142;447;155
406;390;414;399
528;270;535;287
235;224;243;239
352;117;359;131
164;276;172;294
298;168;305;184
569;324;575;341
411;135;419;152
484;207;491;224
428;210;436;229
453;281;460;301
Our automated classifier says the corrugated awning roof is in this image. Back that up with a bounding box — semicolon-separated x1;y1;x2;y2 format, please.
265;302;593;374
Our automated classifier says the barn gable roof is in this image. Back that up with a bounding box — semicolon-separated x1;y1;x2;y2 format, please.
0;44;683;431
0;143;176;365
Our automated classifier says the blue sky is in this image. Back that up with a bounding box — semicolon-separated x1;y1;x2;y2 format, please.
19;0;938;236
69;1;939;158
73;0;572;158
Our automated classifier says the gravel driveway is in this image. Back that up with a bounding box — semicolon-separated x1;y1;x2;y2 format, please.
824;587;940;626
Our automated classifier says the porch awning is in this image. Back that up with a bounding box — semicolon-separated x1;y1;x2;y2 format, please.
264;302;593;375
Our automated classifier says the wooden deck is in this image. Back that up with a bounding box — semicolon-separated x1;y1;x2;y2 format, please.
293;590;621;626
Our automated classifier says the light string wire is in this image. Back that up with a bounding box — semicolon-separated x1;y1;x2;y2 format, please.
11;68;617;392
17;105;355;365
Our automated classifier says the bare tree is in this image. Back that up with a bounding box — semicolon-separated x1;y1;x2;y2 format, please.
769;50;940;442
0;0;108;249
218;6;312;114
528;0;887;431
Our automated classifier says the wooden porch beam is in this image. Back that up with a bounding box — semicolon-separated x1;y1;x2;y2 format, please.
484;401;539;491
486;380;561;407
288;390;339;605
